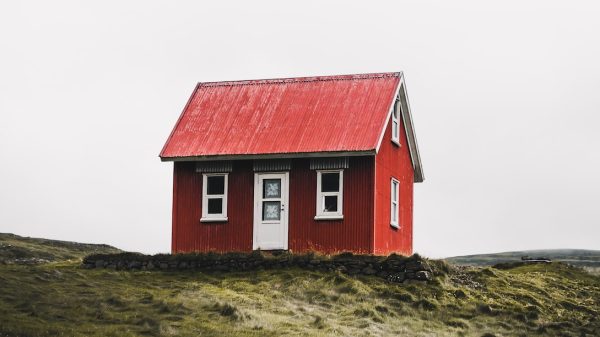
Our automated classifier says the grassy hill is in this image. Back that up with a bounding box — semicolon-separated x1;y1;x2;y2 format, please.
0;233;121;264
0;235;599;337
446;249;600;274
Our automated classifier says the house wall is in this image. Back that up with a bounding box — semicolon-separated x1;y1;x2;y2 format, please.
171;157;375;254
374;115;414;255
172;160;254;252
288;157;374;254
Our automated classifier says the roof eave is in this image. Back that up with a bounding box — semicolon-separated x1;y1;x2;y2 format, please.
160;150;377;162
158;83;201;158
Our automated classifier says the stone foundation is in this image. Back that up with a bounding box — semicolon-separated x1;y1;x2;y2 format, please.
82;251;435;283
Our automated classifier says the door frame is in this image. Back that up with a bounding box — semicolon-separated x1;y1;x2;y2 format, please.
253;172;289;250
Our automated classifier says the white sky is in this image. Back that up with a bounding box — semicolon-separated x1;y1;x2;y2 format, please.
1;1;599;258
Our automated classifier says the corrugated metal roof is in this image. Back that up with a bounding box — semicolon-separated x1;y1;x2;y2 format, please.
160;72;401;160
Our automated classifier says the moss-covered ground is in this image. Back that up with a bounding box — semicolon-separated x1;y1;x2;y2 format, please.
0;233;120;264
0;236;598;336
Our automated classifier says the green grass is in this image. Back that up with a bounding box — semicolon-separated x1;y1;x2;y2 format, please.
0;236;599;336
0;233;120;264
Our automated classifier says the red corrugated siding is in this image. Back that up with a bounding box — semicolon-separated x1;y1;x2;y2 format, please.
172;164;178;251
160;73;400;159
172;161;254;253
172;157;375;254
374;115;414;255
288;157;374;254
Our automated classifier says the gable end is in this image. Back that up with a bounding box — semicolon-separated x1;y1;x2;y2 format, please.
375;73;424;183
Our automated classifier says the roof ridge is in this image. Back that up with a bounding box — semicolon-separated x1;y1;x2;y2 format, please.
198;72;401;87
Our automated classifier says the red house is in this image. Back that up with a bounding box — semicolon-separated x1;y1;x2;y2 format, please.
160;72;424;256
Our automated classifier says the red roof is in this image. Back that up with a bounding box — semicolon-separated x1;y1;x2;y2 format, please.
160;72;401;160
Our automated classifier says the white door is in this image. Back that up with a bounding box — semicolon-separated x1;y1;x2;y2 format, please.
253;172;289;250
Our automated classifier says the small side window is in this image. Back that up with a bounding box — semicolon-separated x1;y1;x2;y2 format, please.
201;173;228;222
315;170;343;220
391;99;400;145
390;178;400;228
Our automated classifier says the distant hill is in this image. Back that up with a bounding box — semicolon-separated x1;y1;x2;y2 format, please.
0;232;121;264
445;249;600;271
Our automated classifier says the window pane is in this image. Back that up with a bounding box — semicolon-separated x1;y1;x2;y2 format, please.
392;203;397;222
323;195;338;212
392;182;398;201
393;102;399;119
207;176;225;195
262;201;281;220
263;179;281;198
207;198;223;214
321;173;340;192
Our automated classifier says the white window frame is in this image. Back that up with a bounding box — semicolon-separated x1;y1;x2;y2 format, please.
200;173;228;222
315;170;344;220
390;178;400;228
391;98;401;146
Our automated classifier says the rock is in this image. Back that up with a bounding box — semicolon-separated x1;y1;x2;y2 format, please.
347;268;361;275
129;261;141;269
477;304;494;315
362;266;377;275
453;289;467;299
384;254;406;266
215;264;229;271
405;260;423;271
95;260;104;268
406;260;432;272
384;262;405;271
159;262;169;269
387;272;405;283
415;270;431;281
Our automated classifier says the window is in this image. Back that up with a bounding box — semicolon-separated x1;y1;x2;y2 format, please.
390;178;400;228
315;170;343;220
201;173;228;222
391;98;400;145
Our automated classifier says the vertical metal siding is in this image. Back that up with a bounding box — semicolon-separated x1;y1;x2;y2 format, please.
195;161;233;173
172;157;375;254
288;157;374;254
172;163;178;252
172;161;254;253
373;115;414;256
253;159;292;172
309;157;349;170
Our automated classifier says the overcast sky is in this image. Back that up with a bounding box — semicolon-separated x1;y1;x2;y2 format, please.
1;1;599;258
